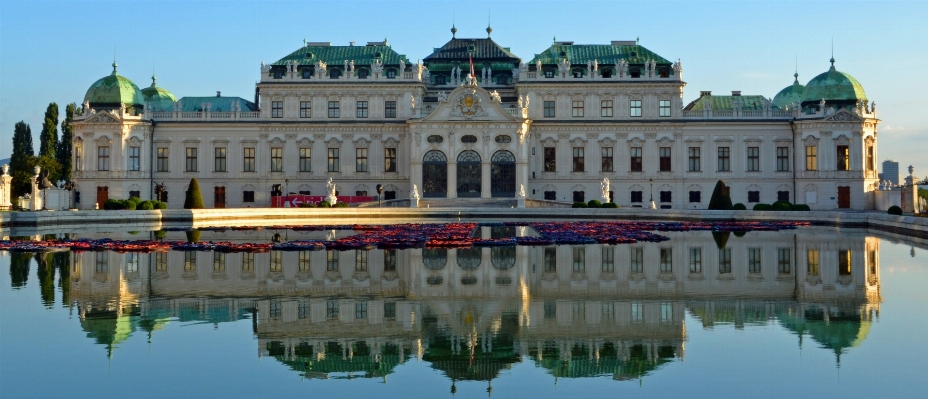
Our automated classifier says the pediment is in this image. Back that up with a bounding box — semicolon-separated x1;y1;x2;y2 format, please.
417;84;522;123
824;109;863;122
84;112;121;124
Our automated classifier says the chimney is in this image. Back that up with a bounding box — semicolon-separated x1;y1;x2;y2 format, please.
700;91;712;97
216;91;222;97
731;91;741;96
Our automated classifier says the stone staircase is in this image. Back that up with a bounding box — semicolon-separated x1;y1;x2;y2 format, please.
418;198;518;208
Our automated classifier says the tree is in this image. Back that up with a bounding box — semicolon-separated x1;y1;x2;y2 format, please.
57;103;76;182
39;103;59;160
707;180;733;210
184;178;205;209
10;121;35;197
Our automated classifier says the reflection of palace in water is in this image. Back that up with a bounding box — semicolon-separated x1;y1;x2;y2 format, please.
65;227;881;381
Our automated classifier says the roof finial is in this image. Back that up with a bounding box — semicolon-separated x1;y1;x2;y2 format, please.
112;48;118;74
486;9;492;37
636;36;640;45
830;38;835;69
451;24;457;38
553;36;556;44
794;56;799;82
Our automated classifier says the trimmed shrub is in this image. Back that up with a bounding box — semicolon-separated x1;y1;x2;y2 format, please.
103;199;122;210
587;200;602;208
153;230;167;240
318;201;331;208
185;229;202;243
334;202;349;208
733;203;747;210
298;202;317;208
572;202;588;208
734;231;747;237
771;201;792;211
154;201;168;210
138;201;155;210
601;202;619;208
184;178;205;209
711;231;730;249
121;200;137;211
128;196;142;206
753;203;773;211
791;204;811;211
888;205;903;215
708;180;733;210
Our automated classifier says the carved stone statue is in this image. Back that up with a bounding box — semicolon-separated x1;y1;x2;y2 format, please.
517;97;522;108
593;59;599;71
349;60;355;71
465;73;477;86
489;90;502;103
371;59;383;74
412;184;420;200
519;184;526;198
325;177;337;205
601;177;611;202
522;95;530;108
437;91;449;102
422;65;430;80
399;59;406;72
536;60;542;72
82;101;91;115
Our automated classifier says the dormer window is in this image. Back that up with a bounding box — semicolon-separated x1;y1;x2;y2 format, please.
273;70;283;79
496;74;509;85
559;51;567;57
435;75;447;85
302;69;312;79
544;69;555;78
659;68;669;78
573;68;584;78
630;51;637;57
386;69;396;79
630;68;640;78
358;68;369;79
330;68;341;79
602;68;612;78
374;52;382;58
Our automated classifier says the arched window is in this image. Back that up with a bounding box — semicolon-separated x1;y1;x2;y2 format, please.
423;150;447;162
457;150;481;163
423;248;447;270
491;247;516;270
491;150;515;163
457;247;482;270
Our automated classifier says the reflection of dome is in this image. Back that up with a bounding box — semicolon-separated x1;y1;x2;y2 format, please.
772;73;805;109
777;307;872;361
270;341;408;378
801;59;867;108
140;75;177;111
84;63;145;110
80;305;139;358
533;342;677;380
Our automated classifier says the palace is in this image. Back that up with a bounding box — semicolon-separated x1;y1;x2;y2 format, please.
69;28;880;209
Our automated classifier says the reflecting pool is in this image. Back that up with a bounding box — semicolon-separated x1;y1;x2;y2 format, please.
2;226;927;398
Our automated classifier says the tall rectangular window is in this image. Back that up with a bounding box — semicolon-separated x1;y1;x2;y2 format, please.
839;250;852;276
384;101;397;118
355;302;368;319
242;253;254;272
807;249;819;276
661;302;673;323
384;148;397;172
299;148;311;172
631;302;643;322
602;246;614;273
269;251;282;272
384;249;397;272
543;101;555;118
630;147;643;171
75;146;83;171
601;100;613;117
298;302;309;319
326;250;339;271
866;145;875;171
543;247;556;272
748;191;760;203
270;148;283;172
356;148;368;172
157;148;169;172
659;100;671;117
660;191;672;203
214;148;227;172
837;145;849;170
326;300;338;319
601;147;613;172
777;248;791;274
300;101;311;118
298;251;311;271
356;101;368;118
748;248;762;273
718;147;730;171
630;191;643;203
543;147;556;172
719;248;732;274
185;147;197;172
328;101;340;118
572;147;585;172
630;247;643;273
571;100;584;117
97;146;110;171
776;147;790;171
271;101;283;118
805;145;818;171
747;146;760;171
355;250;368;272
689;248;702;273
630;100;642;117
688;147;701;172
128;146;140;171
243;147;256;172
659;147;672;171
384;302;396;318
659;248;672;273
243;191;254;203
327;148;339;172
184;251;196;272
572;247;585;272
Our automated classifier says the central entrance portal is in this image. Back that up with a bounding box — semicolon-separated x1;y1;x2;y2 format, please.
422;150;447;198
491;150;515;197
457;150;481;198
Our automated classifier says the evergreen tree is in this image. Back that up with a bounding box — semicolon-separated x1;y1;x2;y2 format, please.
57;103;76;181
10;121;35;197
184;178;205;209
707;180;733;210
39;103;59;159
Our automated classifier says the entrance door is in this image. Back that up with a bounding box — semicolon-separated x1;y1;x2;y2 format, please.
837;186;850;208
422;150;447;198
214;186;226;208
456;150;482;198
491;150;515;197
96;186;108;207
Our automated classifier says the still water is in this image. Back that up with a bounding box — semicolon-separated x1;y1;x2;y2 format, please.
2;226;927;398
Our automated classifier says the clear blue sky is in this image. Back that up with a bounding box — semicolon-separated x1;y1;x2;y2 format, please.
2;0;926;177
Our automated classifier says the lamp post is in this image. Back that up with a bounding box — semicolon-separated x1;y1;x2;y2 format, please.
64;180;75;210
376;184;384;208
285;178;290;207
649;178;656;209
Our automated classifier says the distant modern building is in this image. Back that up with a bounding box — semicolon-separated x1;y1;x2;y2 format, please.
882;159;900;185
67;27;882;210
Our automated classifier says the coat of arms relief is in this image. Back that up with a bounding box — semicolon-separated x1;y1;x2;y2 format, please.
450;89;488;119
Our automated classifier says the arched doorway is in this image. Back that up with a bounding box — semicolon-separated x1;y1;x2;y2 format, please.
422;150;447;198
457;150;481;198
491;150;515;197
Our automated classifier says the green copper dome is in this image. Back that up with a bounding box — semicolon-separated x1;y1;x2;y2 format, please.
84;63;145;109
140;75;177;111
800;59;867;106
772;73;805;109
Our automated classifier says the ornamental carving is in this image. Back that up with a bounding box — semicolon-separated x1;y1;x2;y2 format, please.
383;138;400;147
126;136;143;146
541;137;557;147
84;112;121;124
644;133;657;140
354;138;370;148
599;137;615;147
628;137;645;147
571;137;586;147
450;89;487;119
313;133;325;140
298;137;312;146
326;137;342;148
657;137;673;147
834;134;851;145
269;137;286;145
803;135;819;145
94;135;113;145
825;109;863;122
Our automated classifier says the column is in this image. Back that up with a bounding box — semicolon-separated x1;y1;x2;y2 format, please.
447;160;457;199
481;161;491;198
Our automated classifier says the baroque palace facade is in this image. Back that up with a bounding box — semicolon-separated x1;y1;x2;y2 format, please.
70;29;879;209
